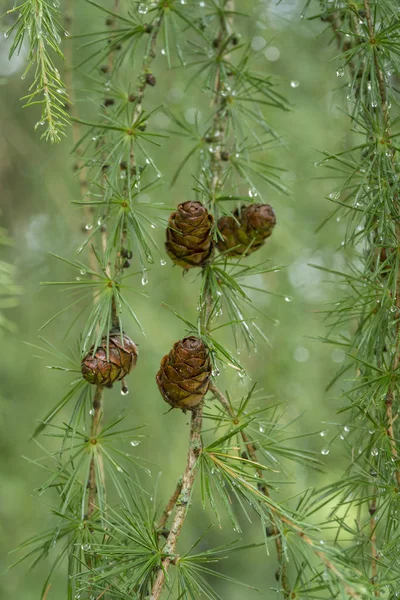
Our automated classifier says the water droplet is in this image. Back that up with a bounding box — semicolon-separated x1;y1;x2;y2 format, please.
92;136;97;141
116;465;123;472
21;74;26;80
161;48;166;55
367;81;372;91
160;259;166;266
248;187;258;198
80;269;86;275
371;100;377;108
321;448;330;456
141;272;148;286
81;543;91;551
339;434;345;440
138;3;148;13
369;429;375;435
212;368;220;377
344;425;350;433
64;31;70;37
89;408;94;416
371;447;379;457
151;223;156;229
76;277;81;281
130;440;140;447
121;386;129;396
319;539;325;544
328;191;340;200
199;1;205;6
336;68;345;78
284;296;292;303
290;80;300;88
259;425;265;433
85;224;93;231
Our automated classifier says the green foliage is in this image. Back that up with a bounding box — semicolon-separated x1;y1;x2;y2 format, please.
4;0;70;142
5;0;400;598
311;0;400;596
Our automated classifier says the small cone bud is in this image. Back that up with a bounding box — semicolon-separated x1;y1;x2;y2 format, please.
165;201;214;269
156;336;211;411
216;203;276;256
81;332;138;386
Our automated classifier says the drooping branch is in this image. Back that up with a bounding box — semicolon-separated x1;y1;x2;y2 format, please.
209;383;364;599
323;4;400;592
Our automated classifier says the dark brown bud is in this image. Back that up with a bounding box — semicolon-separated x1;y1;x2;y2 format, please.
128;93;137;103
231;34;240;45
156;336;211;411
100;65;110;74
106;17;114;26
144;23;153;33
145;73;156;87
122;260;131;269
220;150;230;161
165;201;214;269
212;38;220;48
121;249;133;259
104;98;115;107
120;161;128;170
216;204;276;257
81;333;138;386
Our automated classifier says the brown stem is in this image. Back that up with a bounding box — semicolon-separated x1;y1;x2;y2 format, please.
369;498;379;596
150;404;203;600
157;478;183;532
87;385;105;520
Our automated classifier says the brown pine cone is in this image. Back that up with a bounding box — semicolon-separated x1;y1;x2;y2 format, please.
165;201;214;269
156;336;211;411
216;203;276;256
81;332;138;386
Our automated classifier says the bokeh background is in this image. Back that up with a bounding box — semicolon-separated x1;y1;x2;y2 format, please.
0;0;356;597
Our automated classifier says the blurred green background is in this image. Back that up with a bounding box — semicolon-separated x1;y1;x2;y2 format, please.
0;0;356;597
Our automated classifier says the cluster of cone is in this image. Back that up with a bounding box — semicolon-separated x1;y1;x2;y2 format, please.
165;200;276;269
81;200;275;413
